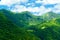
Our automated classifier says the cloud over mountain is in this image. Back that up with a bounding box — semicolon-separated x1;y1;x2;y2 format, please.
0;0;60;15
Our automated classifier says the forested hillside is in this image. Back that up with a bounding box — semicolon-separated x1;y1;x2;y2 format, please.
0;9;60;40
0;9;40;40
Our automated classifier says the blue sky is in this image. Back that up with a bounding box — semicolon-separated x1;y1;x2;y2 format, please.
0;0;60;15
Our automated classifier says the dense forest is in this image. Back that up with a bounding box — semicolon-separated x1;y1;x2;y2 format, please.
0;9;60;40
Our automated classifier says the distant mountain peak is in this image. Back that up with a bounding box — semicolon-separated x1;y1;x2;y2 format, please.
41;11;60;21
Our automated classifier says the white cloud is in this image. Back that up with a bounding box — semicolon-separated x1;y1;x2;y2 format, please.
11;5;51;15
36;6;51;15
54;4;60;9
27;7;40;12
27;6;51;15
52;4;60;13
11;5;39;12
35;0;60;15
35;0;60;4
11;5;27;12
27;3;35;7
35;0;42;3
0;0;60;15
0;0;28;6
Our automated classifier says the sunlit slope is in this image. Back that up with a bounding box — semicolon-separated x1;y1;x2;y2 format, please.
29;18;60;40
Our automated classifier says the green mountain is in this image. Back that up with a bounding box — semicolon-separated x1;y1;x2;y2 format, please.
14;11;44;26
0;9;43;27
0;9;60;40
0;10;41;40
41;12;60;21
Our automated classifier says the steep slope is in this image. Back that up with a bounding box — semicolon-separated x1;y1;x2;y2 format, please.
0;10;41;40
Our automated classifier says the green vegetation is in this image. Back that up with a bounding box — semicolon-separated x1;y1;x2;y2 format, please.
0;9;60;40
0;10;40;40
